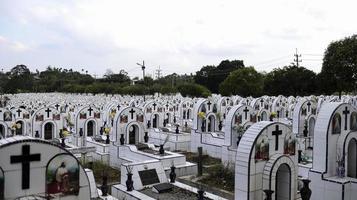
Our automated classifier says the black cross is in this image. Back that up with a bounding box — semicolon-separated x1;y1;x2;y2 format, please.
117;105;121;111
153;103;157;110
16;109;22;117
88;107;93;116
10;145;41;189
272;125;282;151
55;104;60;110
129;108;135;119
207;101;212;110
45;108;51;118
343;106;350;130
243;107;249;120
307;102;311;112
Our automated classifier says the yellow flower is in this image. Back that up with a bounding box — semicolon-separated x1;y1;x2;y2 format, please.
198;112;206;119
11;124;17;130
104;127;111;135
63;130;70;137
110;112;116;118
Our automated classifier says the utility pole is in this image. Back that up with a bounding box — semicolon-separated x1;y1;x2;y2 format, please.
155;66;162;80
136;61;146;101
294;48;302;67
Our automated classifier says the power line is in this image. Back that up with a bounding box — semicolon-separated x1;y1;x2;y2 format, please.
251;55;291;66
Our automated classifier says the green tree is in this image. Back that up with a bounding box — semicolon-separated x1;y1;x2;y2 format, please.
5;65;34;93
319;35;357;96
177;83;211;97
219;67;263;97
194;60;244;93
103;69;131;85
264;65;317;96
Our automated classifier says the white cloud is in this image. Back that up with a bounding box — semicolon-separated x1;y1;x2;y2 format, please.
0;35;30;52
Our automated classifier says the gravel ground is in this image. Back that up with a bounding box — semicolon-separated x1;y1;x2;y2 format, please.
140;186;211;200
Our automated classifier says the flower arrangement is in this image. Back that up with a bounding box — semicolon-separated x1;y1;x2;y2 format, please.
336;150;345;178
198;112;206;119
110;109;116;118
270;112;277;118
62;128;70;137
233;124;245;136
104;127;111;135
65;114;74;127
11;123;21;130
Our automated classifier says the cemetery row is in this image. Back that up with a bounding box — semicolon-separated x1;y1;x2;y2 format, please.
0;93;356;200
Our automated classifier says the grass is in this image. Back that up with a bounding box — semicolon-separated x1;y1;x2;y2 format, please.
84;161;121;185
180;151;221;166
198;163;235;192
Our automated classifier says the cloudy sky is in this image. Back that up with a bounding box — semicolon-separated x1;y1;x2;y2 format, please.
0;0;356;78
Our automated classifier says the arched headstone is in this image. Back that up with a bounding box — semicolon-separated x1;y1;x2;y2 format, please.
235;121;298;200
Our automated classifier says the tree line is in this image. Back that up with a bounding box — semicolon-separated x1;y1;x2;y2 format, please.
1;35;356;97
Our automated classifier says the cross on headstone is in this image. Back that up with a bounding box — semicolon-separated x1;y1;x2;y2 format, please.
88;107;93;116
10;145;41;189
153;103;157;110
307;102;311;112
55;104;60;110
272;125;283;151
243;107;249;120
117;105;121;111
16;109;22;117
343;106;350;131
129;108;136;119
207;101;212;110
45;108;51;118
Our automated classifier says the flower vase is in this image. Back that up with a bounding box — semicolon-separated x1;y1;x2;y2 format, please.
61;138;66;147
159;145;165;155
300;179;312;200
237;135;242;147
126;173;134;191
144;132;149;143
170;166;176;183
105;134;110;144
337;165;345;178
120;134;125;145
